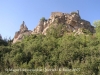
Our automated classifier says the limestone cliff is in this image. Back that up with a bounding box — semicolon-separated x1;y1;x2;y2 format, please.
13;21;32;43
32;10;95;35
13;11;95;43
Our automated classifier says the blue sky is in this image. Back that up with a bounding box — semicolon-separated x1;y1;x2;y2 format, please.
0;0;100;39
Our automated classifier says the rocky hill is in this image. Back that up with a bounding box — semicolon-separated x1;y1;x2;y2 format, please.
13;10;95;43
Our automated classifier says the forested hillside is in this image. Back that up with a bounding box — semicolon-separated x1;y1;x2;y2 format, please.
0;21;100;75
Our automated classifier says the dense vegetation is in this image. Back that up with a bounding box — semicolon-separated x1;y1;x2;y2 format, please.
0;21;100;75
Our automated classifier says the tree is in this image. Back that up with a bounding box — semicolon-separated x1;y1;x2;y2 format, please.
40;17;46;22
0;34;2;39
93;20;100;39
46;24;66;38
93;20;100;27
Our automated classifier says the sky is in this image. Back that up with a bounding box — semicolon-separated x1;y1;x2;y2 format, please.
0;0;100;39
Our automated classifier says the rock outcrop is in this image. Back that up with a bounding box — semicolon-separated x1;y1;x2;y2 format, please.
13;10;95;43
13;21;32;43
32;10;95;35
